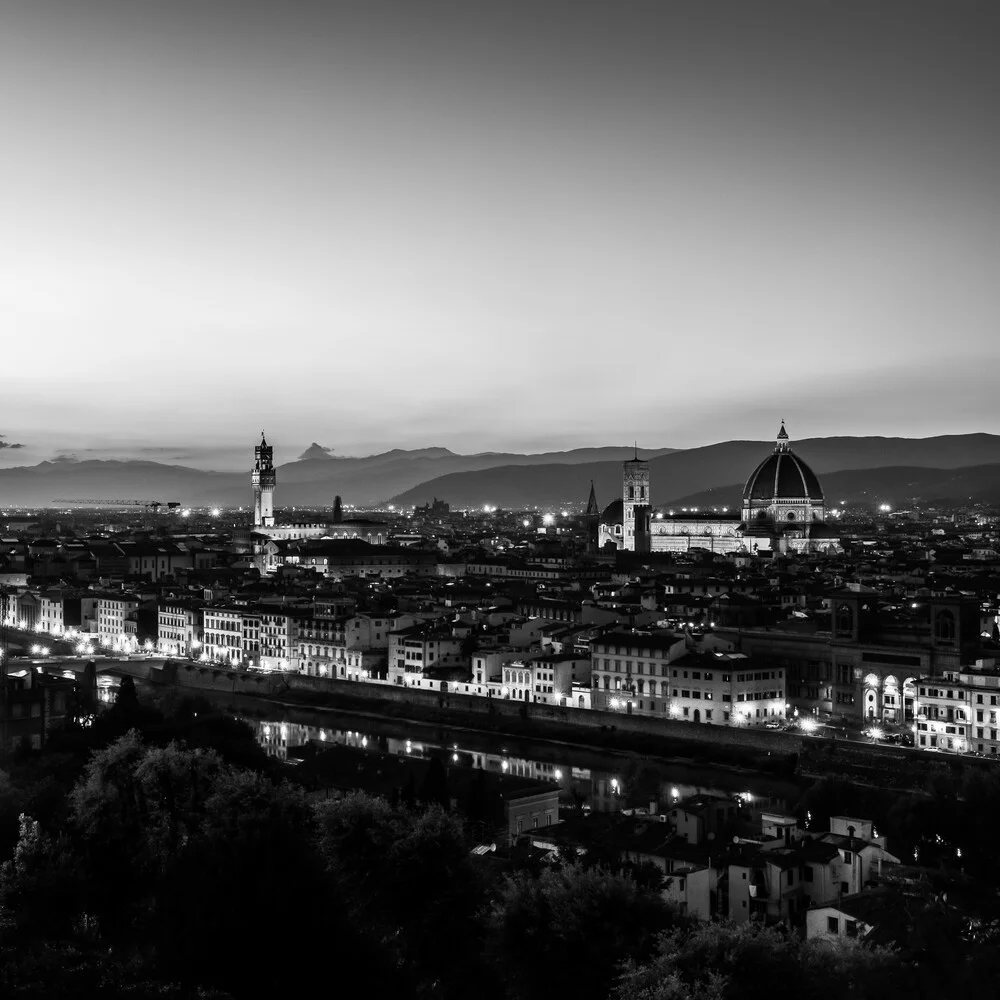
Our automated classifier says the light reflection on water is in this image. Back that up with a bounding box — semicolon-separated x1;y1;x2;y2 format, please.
98;674;791;815
246;718;787;815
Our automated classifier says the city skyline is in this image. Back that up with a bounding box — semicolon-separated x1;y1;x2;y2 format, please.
3;0;999;466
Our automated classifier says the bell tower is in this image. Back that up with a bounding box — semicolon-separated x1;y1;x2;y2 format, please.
252;431;276;528
622;447;650;552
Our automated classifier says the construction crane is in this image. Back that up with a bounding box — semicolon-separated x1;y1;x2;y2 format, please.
52;498;181;510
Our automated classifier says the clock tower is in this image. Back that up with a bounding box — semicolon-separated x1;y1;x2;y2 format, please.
252;431;276;528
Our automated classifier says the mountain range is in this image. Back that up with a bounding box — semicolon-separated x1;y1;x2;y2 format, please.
2;435;999;512
389;434;1000;510
0;446;670;510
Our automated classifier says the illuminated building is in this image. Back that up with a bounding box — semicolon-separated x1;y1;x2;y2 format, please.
913;661;1000;755
252;431;276;528
599;422;841;555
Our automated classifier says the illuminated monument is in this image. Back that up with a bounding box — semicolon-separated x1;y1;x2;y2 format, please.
251;432;276;528
598;422;840;555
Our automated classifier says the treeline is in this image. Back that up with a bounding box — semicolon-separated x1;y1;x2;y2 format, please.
0;685;997;998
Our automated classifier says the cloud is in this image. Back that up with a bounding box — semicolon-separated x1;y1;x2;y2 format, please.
50;453;80;463
298;443;336;461
0;435;25;449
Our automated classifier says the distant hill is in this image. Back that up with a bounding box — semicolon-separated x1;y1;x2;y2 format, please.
664;463;1000;510
0;445;674;509
389;434;1000;509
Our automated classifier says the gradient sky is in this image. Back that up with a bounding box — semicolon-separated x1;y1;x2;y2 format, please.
2;0;999;470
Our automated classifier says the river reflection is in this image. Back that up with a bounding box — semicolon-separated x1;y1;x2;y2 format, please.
108;675;798;815
246;717;793;816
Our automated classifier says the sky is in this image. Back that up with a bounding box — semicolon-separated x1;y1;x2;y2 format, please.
2;0;999;470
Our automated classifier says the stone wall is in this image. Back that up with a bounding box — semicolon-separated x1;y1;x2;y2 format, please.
124;661;804;754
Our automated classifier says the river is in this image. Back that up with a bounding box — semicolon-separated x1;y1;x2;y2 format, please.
99;675;805;816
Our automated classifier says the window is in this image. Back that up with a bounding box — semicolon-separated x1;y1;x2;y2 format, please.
845;921;858;938
827;916;839;934
804;867;813;883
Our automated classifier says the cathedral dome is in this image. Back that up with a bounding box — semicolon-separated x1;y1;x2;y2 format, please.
600;499;623;525
742;423;823;503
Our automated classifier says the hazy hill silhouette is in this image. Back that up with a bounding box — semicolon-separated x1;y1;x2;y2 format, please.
664;463;1000;510
390;434;1000;509
1;446;672;509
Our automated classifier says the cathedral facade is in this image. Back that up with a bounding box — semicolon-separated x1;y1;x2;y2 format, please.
598;424;840;556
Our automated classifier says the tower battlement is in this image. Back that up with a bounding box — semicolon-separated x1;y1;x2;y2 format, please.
252;432;276;527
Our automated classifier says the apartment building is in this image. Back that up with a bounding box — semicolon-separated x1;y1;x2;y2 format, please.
157;601;202;657
387;622;465;686
97;595;141;648
665;653;787;727
914;661;1000;755
202;606;245;664
590;630;688;715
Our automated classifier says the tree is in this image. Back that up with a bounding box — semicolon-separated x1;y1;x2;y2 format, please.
154;770;344;996
67;732;227;949
485;863;678;1000
315;792;489;999
612;921;913;1000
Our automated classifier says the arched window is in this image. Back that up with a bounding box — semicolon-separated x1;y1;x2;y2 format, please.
628;486;634;500
836;604;854;634
935;610;956;642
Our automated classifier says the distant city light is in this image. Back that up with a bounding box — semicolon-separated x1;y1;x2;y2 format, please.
522;519;530;528
542;513;555;525
866;726;884;741
799;718;818;734
210;508;221;517
879;503;892;513
181;509;191;517
554;769;563;780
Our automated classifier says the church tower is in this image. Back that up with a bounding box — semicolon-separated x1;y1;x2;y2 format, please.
252;431;276;528
622;449;650;552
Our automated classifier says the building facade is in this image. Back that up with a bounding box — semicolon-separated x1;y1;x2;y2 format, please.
599;423;840;556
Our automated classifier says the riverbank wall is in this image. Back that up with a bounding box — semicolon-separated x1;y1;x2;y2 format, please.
98;658;976;794
123;659;806;756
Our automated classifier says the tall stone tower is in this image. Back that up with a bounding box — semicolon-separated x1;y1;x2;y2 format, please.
622;450;650;552
252;431;276;528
